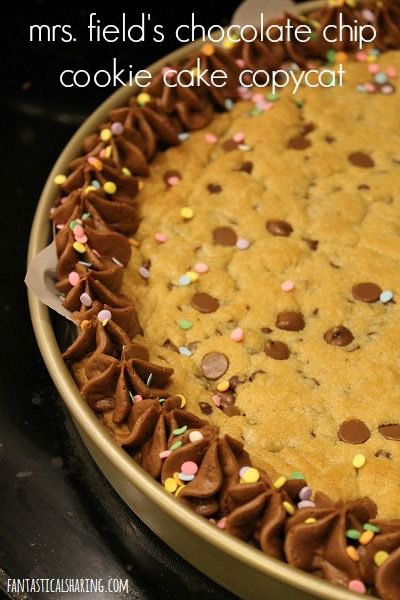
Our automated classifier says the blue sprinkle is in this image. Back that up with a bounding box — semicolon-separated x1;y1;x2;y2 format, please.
178;473;195;482
179;275;191;287
374;72;388;85
91;179;101;189
380;290;393;304
179;346;192;357
357;84;366;93
178;132;189;141
369;48;381;57
224;98;234;111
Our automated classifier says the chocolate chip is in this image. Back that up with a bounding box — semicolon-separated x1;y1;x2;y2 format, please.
199;402;213;415
324;326;354;346
163;169;181;184
249;370;265;382
358;184;370;190
264;340;290;360
200;352;229;380
222;139;239;152
375;450;392;459
348;152;375;168
352;282;382;303
288;136;311;150
276;312;305;332
163;339;178;352
191;292;220;314
266;220;293;237
302;238;318;251
378;424;400;441
240;161;253;173
207;183;222;194
325;135;336;144
229;375;244;390
223;405;241;417
300;122;316;135
338;419;371;444
261;327;273;334
213;226;237;246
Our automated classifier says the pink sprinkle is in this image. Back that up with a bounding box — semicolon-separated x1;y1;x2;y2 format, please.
362;8;375;23
231;327;244;342
209;518;216;525
252;93;264;104
56;223;65;230
364;82;376;93
239;466;251;478
348;580;366;595
237;86;251;100
99;148;107;158
236;238;250;250
381;84;395;95
92;249;101;258
233;132;245;143
155;232;167;243
159;450;171;459
181;461;198;476
356;51;367;62
194;262;209;274
162;66;175;79
217;517;227;529
68;271;80;286
386;66;398;78
60;197;68;204
235;59;245;69
111;121;124;135
368;63;380;74
80;293;92;307
298;500;316;509
299;486;312;501
98;309;112;322
205;133;217;144
75;234;88;244
256;100;269;111
167;176;180;186
212;394;221;407
281;280;295;292
134;394;143;402
73;224;84;238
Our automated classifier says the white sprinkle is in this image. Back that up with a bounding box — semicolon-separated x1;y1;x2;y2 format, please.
112;256;124;267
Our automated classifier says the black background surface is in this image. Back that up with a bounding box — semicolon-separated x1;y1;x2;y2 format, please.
0;2;300;599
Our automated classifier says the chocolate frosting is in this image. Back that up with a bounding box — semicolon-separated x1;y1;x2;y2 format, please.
47;4;400;598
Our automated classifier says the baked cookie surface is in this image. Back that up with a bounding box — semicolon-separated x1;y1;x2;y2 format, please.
122;51;400;518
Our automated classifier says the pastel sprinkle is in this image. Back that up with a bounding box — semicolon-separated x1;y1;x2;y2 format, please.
364;523;380;533
289;471;305;480
348;580;366;595
170;440;183;452
159;450;171;459
241;467;260;484
155;232;167;243
178;319;192;330
359;530;374;545
374;72;388;85
346;529;361;540
236;238;250;250
85;185;97;195
88;156;103;170
305;518;317;524
181;461;198;476
111;121;124;135
224;99;234;110
75;234;88;244
212;394;221;407
281;280;295;292
167;176;180;186
100;128;112;141
80;293;92;307
239;466;251;478
179;346;192;357
68;271;80;286
73;241;86;254
70;219;82;230
103;181;117;194
374;551;389;567
179;275;191;286
180;207;194;220
98;309;112;322
356;51;368;62
353;454;366;469
297;501;315;509
134;395;142;402
178;132;189;141
164;478;178;493
346;546;360;562
176;394;186;408
283;501;295;515
138;266;151;279
173;425;187;436
205;133;218;144
380;290;393;303
233;132;245;143
230;327;244;342
146;373;153;386
137;92;151;106
217;517;227;529
178;473;195;482
189;431;204;443
54;174;67;185
299;486;312;501
185;271;198;282
194;262;209;274
73;224;84;238
273;476;287;490
122;167;131;176
216;380;230;392
112;256;124;267
368;63;380;74
386;66;398;78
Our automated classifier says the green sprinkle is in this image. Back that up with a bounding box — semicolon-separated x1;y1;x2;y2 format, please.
129;390;135;402
173;425;188;436
326;49;336;65
82;212;91;220
346;529;361;540
266;92;279;102
294;99;304;108
289;471;305;480
69;219;80;231
170;440;183;451
250;108;263;117
159;398;166;404
363;523;380;533
310;31;317;41
178;319;192;330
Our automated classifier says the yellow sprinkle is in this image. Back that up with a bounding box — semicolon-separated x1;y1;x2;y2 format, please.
305;518;317;524
180;207;194;220
374;550;389;567
242;468;260;484
174;484;184;497
85;185;97;195
217;380;230;392
176;394;186;409
73;241;86;254
359;530;375;546
137;92;151;106
367;55;377;63
202;43;215;56
54;174;66;185
100;128;112;141
101;319;109;327
283;501;295;515
122;167;132;176
273;476;287;490
185;271;199;282
336;51;348;63
138;180;145;191
222;39;234;50
173;472;185;487
104;145;112;158
346;546;360;562
353;454;366;469
89;157;103;170
164;478;178;493
103;181;117;195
